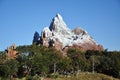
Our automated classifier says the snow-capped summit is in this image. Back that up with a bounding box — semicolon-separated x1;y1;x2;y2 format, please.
49;14;71;35
55;13;64;22
33;14;104;53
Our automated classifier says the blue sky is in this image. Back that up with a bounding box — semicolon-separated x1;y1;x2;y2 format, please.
0;0;120;51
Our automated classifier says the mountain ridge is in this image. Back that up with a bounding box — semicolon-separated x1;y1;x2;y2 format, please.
33;14;104;53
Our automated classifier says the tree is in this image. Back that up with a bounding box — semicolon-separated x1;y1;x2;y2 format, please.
57;57;72;75
67;48;90;72
0;59;18;78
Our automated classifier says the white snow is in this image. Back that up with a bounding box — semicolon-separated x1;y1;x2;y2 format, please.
42;27;52;37
41;13;97;48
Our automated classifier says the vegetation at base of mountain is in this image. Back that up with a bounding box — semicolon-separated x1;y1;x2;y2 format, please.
0;45;120;79
0;72;119;80
54;72;119;80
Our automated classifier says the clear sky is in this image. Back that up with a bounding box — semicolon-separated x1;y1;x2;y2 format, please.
0;0;120;51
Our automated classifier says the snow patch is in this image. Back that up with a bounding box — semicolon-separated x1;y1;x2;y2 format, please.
41;13;97;49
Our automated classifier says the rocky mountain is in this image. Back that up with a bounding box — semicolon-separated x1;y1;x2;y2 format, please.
33;14;104;53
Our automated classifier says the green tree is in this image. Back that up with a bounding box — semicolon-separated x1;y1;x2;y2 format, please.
67;48;89;72
57;57;72;75
0;59;18;78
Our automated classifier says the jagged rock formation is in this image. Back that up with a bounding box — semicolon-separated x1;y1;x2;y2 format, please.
33;14;104;52
6;43;17;59
33;31;40;43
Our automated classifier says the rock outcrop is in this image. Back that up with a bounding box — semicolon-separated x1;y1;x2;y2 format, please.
6;43;17;59
33;14;104;53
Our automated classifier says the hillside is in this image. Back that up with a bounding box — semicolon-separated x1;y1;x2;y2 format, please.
0;45;120;79
53;72;119;80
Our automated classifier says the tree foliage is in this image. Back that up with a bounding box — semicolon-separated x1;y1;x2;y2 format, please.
0;45;120;79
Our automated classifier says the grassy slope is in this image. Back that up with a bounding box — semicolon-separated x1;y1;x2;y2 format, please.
0;72;119;80
53;72;119;80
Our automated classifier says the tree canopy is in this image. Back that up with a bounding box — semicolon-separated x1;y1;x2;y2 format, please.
0;45;120;79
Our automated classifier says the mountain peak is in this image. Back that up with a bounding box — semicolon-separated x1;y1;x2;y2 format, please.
55;13;63;21
73;27;88;35
33;14;104;52
49;14;69;34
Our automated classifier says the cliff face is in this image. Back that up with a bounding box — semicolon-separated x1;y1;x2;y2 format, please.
33;14;104;52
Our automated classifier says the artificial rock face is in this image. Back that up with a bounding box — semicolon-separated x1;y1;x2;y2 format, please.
6;43;17;59
33;14;104;52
